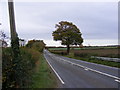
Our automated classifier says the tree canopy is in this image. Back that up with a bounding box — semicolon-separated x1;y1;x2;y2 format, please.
26;39;46;52
52;21;83;54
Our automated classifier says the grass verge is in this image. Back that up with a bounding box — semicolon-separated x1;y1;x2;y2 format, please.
30;53;57;88
65;53;120;68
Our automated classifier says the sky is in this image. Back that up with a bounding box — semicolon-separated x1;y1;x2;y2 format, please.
0;0;118;46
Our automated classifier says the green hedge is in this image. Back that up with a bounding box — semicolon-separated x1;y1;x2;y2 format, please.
2;47;40;88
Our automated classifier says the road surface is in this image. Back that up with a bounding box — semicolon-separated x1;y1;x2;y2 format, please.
44;49;120;88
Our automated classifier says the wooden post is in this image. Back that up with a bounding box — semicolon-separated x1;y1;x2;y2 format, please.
8;0;17;40
8;0;20;87
0;23;2;90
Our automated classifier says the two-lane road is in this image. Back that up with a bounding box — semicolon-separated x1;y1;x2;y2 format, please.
44;49;120;88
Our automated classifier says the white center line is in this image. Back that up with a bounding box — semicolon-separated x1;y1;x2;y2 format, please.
46;50;120;83
58;57;120;81
84;68;89;71
115;79;120;83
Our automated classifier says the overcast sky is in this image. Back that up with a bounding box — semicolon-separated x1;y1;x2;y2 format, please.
0;0;118;46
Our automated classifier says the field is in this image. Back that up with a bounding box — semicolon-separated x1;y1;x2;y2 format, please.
48;46;118;51
48;47;120;68
48;47;119;58
73;48;119;58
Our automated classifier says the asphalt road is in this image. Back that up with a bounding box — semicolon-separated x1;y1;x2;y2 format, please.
44;49;120;88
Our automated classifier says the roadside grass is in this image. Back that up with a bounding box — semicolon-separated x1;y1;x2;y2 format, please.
30;53;57;88
65;53;120;68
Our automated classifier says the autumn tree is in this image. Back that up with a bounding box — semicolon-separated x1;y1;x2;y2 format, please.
26;39;46;52
52;21;83;54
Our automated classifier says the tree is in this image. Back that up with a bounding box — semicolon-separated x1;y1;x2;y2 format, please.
52;21;83;54
26;39;46;52
0;31;8;47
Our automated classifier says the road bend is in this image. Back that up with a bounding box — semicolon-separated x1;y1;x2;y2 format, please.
43;49;120;88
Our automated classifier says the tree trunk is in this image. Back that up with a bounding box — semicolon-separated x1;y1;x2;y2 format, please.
67;45;70;54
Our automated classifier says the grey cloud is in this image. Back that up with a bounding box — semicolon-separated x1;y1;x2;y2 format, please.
1;2;118;46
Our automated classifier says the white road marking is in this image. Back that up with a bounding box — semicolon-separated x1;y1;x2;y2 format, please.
63;58;120;80
53;52;119;70
44;54;65;84
69;57;119;70
115;79;120;83
45;50;120;83
52;55;120;80
84;68;89;71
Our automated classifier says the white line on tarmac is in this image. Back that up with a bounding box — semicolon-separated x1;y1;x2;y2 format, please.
115;79;120;83
46;50;120;83
44;54;65;84
59;58;120;81
54;53;119;70
73;58;119;70
84;68;89;71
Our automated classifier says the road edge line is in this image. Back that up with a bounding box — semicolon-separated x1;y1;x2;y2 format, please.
44;54;65;84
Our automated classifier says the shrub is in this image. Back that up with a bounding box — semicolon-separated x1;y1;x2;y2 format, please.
26;40;45;52
2;47;40;88
2;48;13;88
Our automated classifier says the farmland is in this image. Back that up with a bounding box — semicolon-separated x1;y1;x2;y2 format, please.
48;46;119;58
48;46;120;68
48;46;118;50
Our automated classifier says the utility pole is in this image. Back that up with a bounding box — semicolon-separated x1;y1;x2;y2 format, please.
0;23;2;90
8;0;18;40
8;0;20;56
8;0;20;88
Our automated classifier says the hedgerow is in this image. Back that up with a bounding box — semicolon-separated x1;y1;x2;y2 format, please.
2;47;41;88
2;39;45;88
